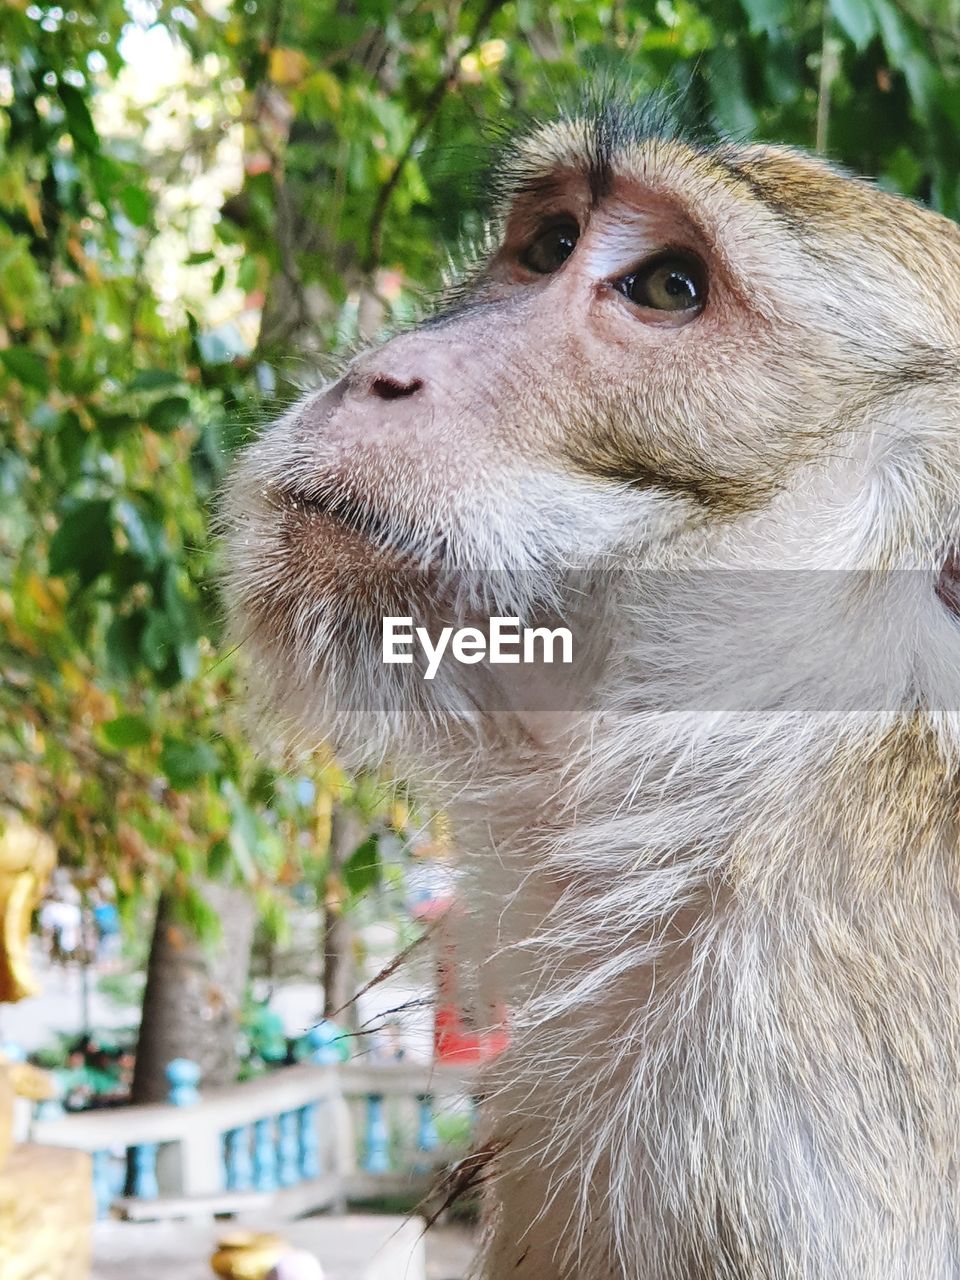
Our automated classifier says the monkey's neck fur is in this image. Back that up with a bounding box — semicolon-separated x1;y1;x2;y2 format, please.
450;691;960;1280
408;461;960;1280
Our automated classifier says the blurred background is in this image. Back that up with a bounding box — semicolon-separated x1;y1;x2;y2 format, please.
1;0;959;1276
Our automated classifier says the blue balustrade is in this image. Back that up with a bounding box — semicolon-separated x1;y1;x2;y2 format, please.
224;1125;254;1191
108;1149;127;1201
130;1142;159;1199
253;1116;279;1191
416;1094;439;1154
92;1149;113;1218
362;1094;390;1174
297;1103;320;1180
278;1110;300;1187
165;1057;201;1107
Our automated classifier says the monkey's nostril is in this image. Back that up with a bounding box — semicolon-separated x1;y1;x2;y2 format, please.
369;374;423;401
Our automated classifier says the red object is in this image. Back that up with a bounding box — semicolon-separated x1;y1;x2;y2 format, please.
434;1000;509;1064
412;894;509;1064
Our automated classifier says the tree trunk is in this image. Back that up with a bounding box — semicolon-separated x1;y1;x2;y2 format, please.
131;882;256;1103
322;804;359;1025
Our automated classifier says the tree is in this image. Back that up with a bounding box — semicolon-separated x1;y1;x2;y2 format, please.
131;883;256;1101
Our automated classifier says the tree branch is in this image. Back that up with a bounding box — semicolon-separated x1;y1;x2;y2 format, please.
363;0;509;273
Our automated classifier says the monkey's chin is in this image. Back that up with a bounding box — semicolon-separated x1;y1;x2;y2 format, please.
221;474;613;762
278;485;450;576
226;554;603;769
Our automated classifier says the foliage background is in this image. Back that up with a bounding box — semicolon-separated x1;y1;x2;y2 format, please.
1;0;958;945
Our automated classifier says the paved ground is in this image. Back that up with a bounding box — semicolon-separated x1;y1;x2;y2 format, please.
425;1226;478;1280
91;1218;478;1280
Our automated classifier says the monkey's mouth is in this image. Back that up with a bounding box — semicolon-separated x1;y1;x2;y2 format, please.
278;484;449;570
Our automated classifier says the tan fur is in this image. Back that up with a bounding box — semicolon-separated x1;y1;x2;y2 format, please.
221;111;960;1278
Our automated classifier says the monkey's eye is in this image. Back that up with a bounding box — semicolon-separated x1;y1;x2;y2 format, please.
519;219;580;274
616;253;706;313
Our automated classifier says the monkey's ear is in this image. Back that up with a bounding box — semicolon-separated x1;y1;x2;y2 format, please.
936;548;960;620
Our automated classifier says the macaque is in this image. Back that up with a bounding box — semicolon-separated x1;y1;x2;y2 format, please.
221;101;960;1279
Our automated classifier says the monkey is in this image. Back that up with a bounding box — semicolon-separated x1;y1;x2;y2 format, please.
220;100;960;1279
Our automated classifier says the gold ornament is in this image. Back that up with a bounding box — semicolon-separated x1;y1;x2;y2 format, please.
210;1232;287;1280
0;811;56;1003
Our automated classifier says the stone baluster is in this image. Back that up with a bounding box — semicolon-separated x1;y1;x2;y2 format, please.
224;1126;254;1191
416;1094;438;1155
108;1148;127;1200
165;1057;201;1107
297;1103;320;1180
253;1116;279;1191
130;1142;159;1199
362;1094;390;1174
277;1110;300;1187
92;1149;113;1218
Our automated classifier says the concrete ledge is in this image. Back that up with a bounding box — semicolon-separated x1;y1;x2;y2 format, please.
0;1145;93;1280
92;1213;426;1280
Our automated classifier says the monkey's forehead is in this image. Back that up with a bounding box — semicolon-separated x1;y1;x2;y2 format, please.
497;110;955;252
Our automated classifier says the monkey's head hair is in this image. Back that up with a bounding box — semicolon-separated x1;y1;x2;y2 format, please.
220;99;960;770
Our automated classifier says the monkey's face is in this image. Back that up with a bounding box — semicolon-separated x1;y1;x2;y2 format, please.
222;110;960;753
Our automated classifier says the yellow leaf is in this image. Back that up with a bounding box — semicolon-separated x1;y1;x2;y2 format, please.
25;572;62;620
5;621;38;656
67;236;101;285
268;47;309;86
22;184;45;238
36;680;57;708
59;661;85;694
301;69;342;113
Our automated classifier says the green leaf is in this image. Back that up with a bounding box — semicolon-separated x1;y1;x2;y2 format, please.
162;566;198;637
146;396;191;433
58;83;99;153
129;369;181;391
119;183;151;227
207;836;232;879
115;499;165;570
102;714;153;749
178;885;222;943
1;348;49;393
160;735;219;789
141;610;175;670
237;256;259;292
708;43;758;137
228;797;259;882
105;612;147;680
736;0;786;36
96;412;137;446
830;0;877;49
343;834;381;896
49;500;113;584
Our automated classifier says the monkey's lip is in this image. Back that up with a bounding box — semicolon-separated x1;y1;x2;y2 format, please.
277;485;448;570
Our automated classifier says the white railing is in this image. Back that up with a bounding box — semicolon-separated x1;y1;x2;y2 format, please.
30;1059;479;1221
